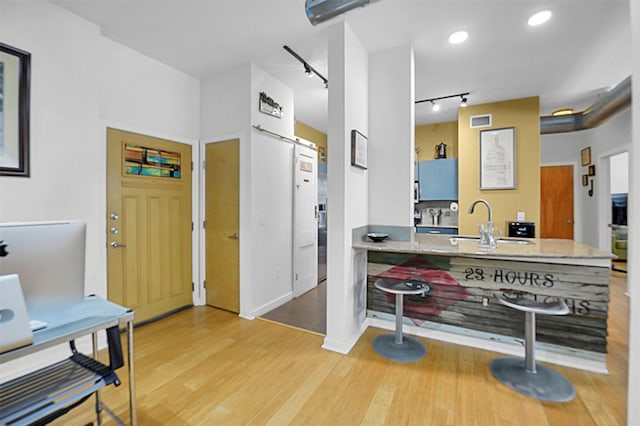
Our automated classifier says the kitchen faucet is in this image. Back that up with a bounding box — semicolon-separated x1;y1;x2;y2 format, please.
468;199;493;223
468;199;499;247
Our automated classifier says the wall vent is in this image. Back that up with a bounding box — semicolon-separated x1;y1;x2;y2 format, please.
470;114;492;128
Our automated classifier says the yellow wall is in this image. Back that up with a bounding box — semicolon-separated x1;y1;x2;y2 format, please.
415;121;458;161
295;120;327;162
457;97;541;236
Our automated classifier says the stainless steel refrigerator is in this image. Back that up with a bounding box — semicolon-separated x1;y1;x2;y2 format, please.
317;161;327;282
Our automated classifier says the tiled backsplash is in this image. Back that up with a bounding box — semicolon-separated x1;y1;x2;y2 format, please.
415;200;459;226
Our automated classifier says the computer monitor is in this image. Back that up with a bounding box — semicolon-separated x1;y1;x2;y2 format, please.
0;221;86;315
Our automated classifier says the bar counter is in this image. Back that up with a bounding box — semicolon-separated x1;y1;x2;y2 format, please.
354;233;613;372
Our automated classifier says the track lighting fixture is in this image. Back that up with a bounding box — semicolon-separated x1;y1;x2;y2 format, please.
283;45;328;88
304;63;314;78
416;92;470;112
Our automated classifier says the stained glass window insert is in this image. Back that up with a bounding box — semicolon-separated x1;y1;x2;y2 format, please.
124;144;181;178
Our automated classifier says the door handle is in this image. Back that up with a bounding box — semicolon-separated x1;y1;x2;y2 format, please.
110;241;127;248
566;220;574;224
228;233;239;239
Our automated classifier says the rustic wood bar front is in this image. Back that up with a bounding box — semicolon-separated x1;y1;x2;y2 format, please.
353;233;613;372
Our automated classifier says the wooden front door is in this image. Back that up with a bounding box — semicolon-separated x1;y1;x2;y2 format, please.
540;165;574;239
205;139;240;313
106;128;193;323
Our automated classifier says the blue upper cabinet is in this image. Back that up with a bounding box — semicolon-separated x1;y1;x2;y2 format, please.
418;158;458;201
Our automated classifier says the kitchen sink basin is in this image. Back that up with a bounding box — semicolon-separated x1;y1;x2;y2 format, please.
449;236;535;245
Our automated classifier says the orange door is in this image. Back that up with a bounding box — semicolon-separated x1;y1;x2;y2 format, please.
540;165;574;239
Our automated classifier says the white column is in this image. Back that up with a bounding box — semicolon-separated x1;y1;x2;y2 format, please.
323;22;369;353
368;45;415;226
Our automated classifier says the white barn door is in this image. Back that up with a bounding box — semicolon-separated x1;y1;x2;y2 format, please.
293;143;318;297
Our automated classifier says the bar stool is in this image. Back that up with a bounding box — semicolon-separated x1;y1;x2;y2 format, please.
490;291;576;402
372;278;430;362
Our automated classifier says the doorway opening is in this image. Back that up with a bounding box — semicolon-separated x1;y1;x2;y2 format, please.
608;151;629;274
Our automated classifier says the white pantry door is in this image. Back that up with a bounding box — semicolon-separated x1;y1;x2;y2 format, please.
293;143;318;297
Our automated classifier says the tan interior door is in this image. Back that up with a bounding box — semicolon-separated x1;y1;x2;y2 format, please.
541;165;574;239
205;139;240;313
107;128;193;323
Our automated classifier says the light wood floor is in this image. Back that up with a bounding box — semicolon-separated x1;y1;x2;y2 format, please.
56;269;628;425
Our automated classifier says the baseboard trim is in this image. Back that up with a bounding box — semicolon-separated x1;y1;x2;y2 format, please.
321;319;369;355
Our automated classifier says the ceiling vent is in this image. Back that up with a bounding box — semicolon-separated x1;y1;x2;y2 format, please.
305;0;381;26
470;114;492;128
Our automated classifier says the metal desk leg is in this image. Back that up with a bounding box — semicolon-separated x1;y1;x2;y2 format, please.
127;319;137;426
92;332;103;426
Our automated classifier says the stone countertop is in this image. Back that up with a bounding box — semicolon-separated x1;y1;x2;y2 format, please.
354;233;613;262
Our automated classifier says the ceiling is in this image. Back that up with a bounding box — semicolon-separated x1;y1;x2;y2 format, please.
52;0;632;134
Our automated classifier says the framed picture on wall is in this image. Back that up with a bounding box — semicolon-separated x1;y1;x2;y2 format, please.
581;147;592;166
0;43;31;177
479;127;516;190
350;129;367;170
582;174;589;186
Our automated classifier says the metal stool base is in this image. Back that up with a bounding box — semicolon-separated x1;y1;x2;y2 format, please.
372;334;426;362
490;357;576;402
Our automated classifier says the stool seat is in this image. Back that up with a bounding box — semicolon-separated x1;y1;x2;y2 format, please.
372;278;430;362
490;291;575;402
374;279;429;296
494;291;569;315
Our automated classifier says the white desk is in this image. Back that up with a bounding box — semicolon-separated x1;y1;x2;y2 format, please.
0;296;136;426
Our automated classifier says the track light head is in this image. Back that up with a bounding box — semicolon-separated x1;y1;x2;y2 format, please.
460;96;468;107
431;101;440;112
304;63;313;78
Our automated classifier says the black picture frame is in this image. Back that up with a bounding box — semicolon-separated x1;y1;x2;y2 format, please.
0;43;31;177
582;174;589;187
350;129;367;169
588;164;596;176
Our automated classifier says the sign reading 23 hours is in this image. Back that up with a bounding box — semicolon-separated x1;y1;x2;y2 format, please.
464;267;555;288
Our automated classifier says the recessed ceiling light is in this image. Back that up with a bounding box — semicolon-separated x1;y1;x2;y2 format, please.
449;30;468;44
528;10;552;26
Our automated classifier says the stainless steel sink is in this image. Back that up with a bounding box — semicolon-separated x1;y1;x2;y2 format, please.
449;236;535;245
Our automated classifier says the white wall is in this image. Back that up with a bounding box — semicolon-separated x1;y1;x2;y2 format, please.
0;1;200;298
610;152;629;194
248;133;294;315
627;0;639;422
199;63;296;318
323;22;369;353
368;45;415;226
200;64;251;140
200;64;252;310
541;108;631;248
0;1;199;379
247;65;296;317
